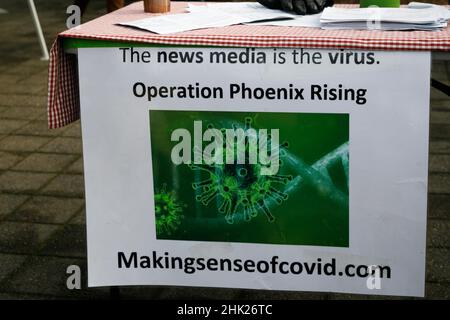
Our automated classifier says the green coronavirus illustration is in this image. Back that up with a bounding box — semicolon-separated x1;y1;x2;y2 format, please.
190;117;292;224
154;186;184;236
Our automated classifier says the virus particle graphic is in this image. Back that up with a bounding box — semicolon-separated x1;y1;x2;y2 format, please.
154;185;184;236
190;117;292;224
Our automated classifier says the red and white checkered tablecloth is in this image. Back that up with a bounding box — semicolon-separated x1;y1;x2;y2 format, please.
48;1;450;128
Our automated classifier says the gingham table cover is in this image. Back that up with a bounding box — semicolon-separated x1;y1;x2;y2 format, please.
48;1;450;128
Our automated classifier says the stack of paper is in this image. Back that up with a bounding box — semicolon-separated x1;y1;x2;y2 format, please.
187;3;296;21
118;3;295;34
197;3;322;28
320;3;450;31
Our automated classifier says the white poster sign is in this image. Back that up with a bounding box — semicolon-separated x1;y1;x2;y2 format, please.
78;47;430;297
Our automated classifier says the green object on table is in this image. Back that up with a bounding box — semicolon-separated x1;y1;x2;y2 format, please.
62;38;219;50
360;0;400;8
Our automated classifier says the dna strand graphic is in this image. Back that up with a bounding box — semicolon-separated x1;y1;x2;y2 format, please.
281;141;349;211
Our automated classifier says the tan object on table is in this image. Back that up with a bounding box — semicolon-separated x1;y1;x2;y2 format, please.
143;0;170;13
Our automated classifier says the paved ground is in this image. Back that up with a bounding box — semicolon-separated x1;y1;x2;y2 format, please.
0;0;449;300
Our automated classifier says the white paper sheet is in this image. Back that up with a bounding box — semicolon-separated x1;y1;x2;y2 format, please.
320;7;446;24
408;2;450;20
119;11;244;34
188;2;296;21
119;3;295;34
321;21;447;31
320;4;450;31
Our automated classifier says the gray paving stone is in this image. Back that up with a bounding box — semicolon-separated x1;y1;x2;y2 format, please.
9;196;84;224
432;62;449;83
328;293;371;299
16;66;47;77
425;282;450;299
0;171;55;193
0;151;24;170
430;111;450;125
115;286;165;300
2;60;47;77
62;122;82;138
426;248;450;282
17;72;50;87
427;220;450;248
41;224;87;258
429;140;450;154
428;194;450;219
430;87;449;100
430;124;450;140
0;194;28;217
429;154;450;173
34;108;49;121
0;253;27;283
0;135;51;152
0;75;22;89
0;82;40;95
0;94;46;108
0;119;28;134
15;121;66;137
39;137;83;154
13;153;77;172
41;174;85;198
0;75;30;89
66;157;84;174
431;99;450;111
1;107;45;121
0;221;59;254
238;289;325;300
28;85;48;97
68;209;86;225
428;173;450;194
0;292;59;300
1;256;109;298
158;286;244;300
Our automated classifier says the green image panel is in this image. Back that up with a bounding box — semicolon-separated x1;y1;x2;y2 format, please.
150;110;349;247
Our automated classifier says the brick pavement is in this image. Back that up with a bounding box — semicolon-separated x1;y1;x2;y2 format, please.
0;0;449;299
